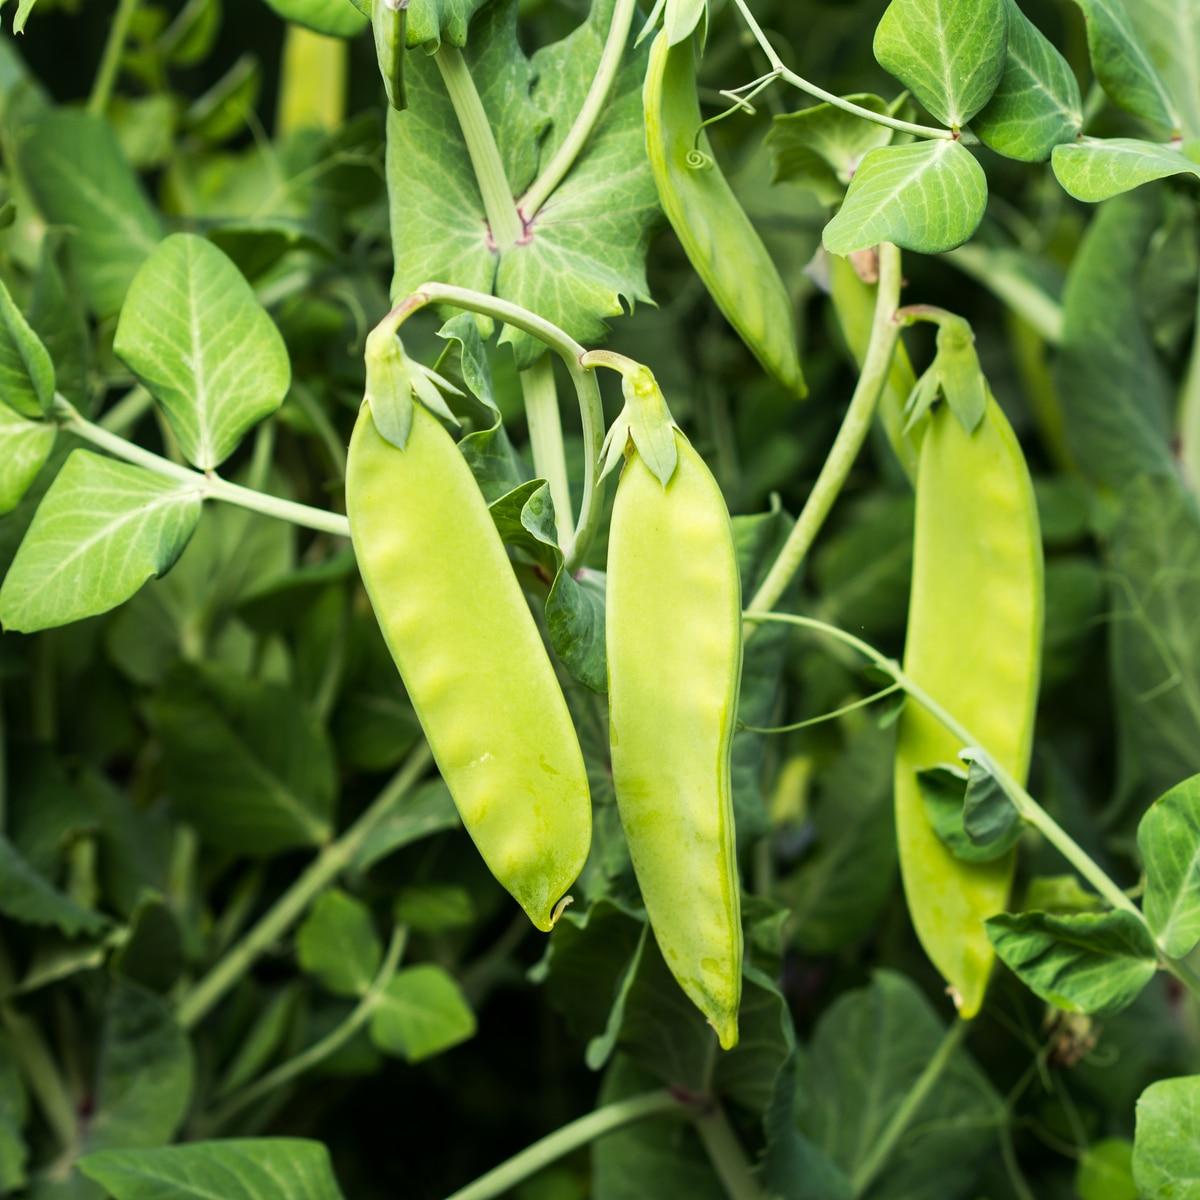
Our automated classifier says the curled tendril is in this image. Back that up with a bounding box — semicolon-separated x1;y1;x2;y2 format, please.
686;147;714;171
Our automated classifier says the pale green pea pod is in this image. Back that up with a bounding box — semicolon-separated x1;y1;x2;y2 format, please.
346;401;592;932
894;390;1043;1017
643;30;806;399
606;420;743;1049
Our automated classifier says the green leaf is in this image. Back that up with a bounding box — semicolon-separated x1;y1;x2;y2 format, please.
973;0;1082;161
873;0;1008;128
19;109;163;319
406;0;490;49
0;452;203;634
80;1139;346;1200
0;402;54;515
1053;137;1200;201
184;55;262;144
1134;1076;1200;1198
0;834;108;936
29;235;91;412
111;893;183;993
822;141;987;256
393;884;475;933
114;233;291;470
297;890;383;997
1126;0;1200;139
368;965;476;1062
1077;1139;1137;1200
1138;775;1200;959
348;779;459;873
0;275;54;418
918;764;1020;863
961;755;1023;849
261;0;368;37
1071;0;1180;132
986;909;1158;1016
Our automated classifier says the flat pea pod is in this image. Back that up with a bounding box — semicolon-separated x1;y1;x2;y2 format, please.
606;430;743;1048
894;393;1043;1017
346;402;591;932
643;31;806;399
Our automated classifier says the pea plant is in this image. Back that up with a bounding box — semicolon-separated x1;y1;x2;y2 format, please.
0;0;1198;1195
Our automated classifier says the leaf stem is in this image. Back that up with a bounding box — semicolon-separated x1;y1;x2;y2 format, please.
726;0;961;142
850;1018;970;1196
176;745;432;1030
443;1090;682;1200
692;1102;768;1200
88;0;140;115
0;1002;77;1154
519;0;637;218
744;242;903;625
521;357;575;550
53;397;352;538
435;45;523;250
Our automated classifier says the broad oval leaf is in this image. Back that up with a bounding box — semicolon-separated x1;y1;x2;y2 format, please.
114;233;291;469
0;403;54;515
822;140;987;256
1053;137;1200;201
1133;1076;1200;1199
973;0;1082;161
296;889;383;997
1139;774;1200;959
1077;1139;1137;1200
80;1139;346;1200
0;451;203;633
0;275;54;418
368;964;476;1062
986;909;1158;1015
873;0;1008;128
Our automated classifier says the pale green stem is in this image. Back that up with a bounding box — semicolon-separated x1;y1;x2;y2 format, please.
176;745;432;1029
435;46;523;250
727;0;962;141
384;284;606;569
519;0;637;218
692;1103;768;1200
98;386;154;435
53;397;352;539
945;245;1064;346
0;1003;77;1154
88;0;140;114
520;357;575;551
850;1019;970;1196
444;1091;681;1200
744;243;902;624
205;927;407;1130
1180;271;1200;491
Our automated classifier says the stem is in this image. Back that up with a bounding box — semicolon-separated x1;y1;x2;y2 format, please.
850;1019;970;1196
520;358;575;550
519;0;637;218
745;243;902;623
1180;270;1200;491
444;1091;681;1200
385;285;606;569
206;927;407;1130
0;1004;77;1154
435;46;523;250
88;0;140;114
176;745;432;1029
692;1103;767;1200
727;0;959;141
54;398;352;539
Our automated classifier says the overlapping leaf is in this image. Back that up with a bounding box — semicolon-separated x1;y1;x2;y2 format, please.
1053;138;1200;201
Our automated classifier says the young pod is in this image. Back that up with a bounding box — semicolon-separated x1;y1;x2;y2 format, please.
606;426;743;1048
894;393;1044;1017
346;401;591;931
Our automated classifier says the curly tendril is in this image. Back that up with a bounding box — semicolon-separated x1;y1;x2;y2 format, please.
685;147;714;171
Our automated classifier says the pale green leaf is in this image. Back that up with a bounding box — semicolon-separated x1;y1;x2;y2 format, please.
0;834;108;937
973;0;1082;161
296;890;382;997
1071;0;1180;132
0;402;54;515
822;140;987;256
0;451;203;633
406;0;489;48
0;275;54;418
1127;0;1200;139
81;1139;345;1200
1053;137;1200;200
19;109;163;319
1134;1077;1200;1199
986;909;1158;1015
873;0;1008;127
260;0;368;37
1077;1139;1136;1200
1139;775;1200;959
114;233;291;470
369;965;476;1061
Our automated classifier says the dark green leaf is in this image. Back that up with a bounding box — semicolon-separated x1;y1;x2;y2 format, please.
297;890;383;997
0;834;108;937
368;965;476;1061
111;894;183;993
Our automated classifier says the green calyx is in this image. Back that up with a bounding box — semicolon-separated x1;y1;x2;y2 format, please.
364;326;462;451
903;312;987;435
599;363;679;488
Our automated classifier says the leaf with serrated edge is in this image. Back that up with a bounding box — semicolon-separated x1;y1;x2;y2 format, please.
114;234;291;470
873;0;1008;127
1053;138;1200;202
0;451;202;633
0;403;54;515
1139;775;1200;959
823;140;987;256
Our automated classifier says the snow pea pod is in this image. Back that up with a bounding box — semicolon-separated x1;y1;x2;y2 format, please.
346;402;591;932
643;31;806;398
894;393;1043;1017
607;427;743;1049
